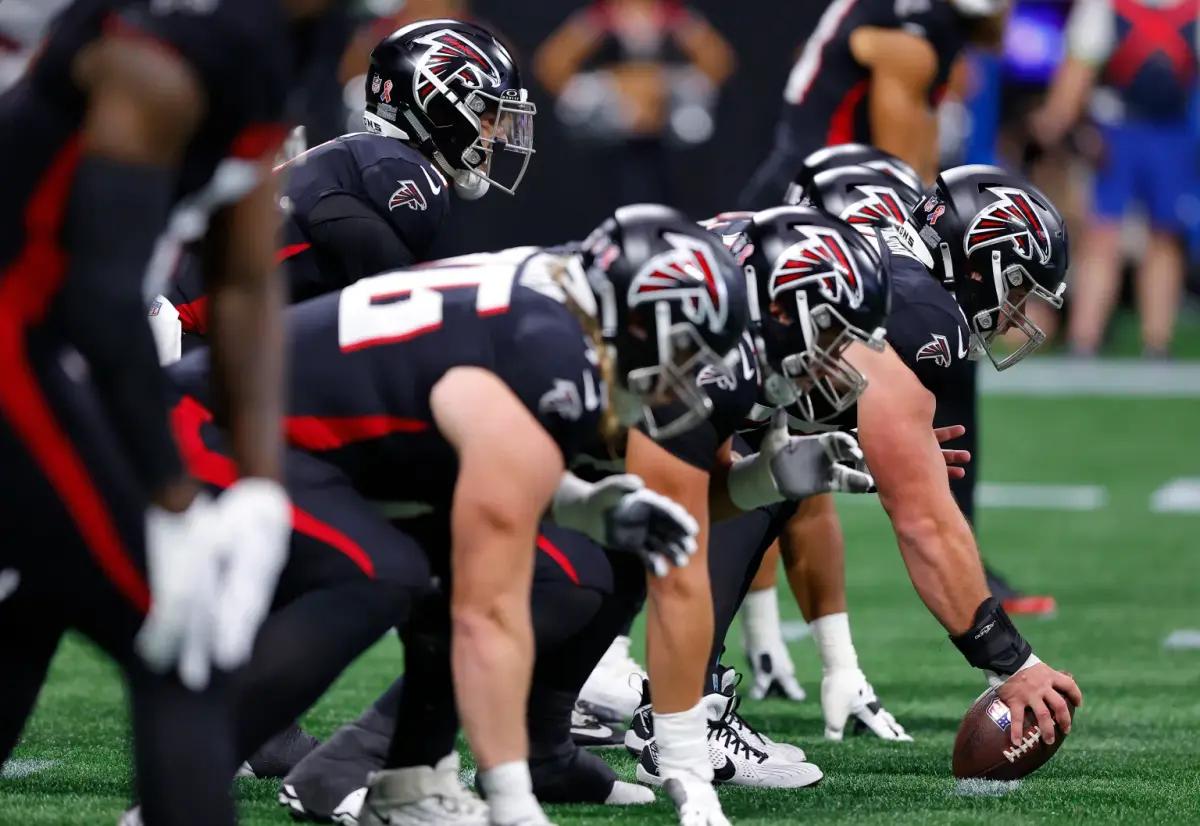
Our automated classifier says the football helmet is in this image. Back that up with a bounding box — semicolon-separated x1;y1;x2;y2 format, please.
792;164;922;244
580;204;749;440
738;207;891;420
786;144;922;206
364;20;535;199
908;165;1068;370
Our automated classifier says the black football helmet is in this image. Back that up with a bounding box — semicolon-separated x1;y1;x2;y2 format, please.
908;165;1068;370
579;204;749;439
792;164;922;245
786;144;922;206
739;206;891;421
364;20;535;198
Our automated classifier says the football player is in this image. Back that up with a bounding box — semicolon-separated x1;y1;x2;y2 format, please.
276;208;892;826
740;0;1007;207
0;2;333;824
161;206;749;826
702;169;1083;772
154;18;535;362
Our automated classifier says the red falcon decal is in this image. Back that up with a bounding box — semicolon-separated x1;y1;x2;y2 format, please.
769;227;865;308
412;29;503;110
839;184;909;228
965;187;1051;264
628;231;728;332
388;179;428;212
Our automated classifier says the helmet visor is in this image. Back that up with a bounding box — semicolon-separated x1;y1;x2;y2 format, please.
463;90;536;195
970;259;1065;370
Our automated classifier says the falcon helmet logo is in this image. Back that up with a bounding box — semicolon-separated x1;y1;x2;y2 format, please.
769;227;865;308
696;363;737;392
965;187;1051;265
839;185;909;228
628;232;728;333
915;333;952;367
412;29;503;111
388;179;428;212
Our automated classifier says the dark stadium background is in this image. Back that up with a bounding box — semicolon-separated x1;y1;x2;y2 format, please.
433;1;819;257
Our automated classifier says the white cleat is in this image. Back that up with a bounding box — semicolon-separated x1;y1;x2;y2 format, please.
822;668;912;742
709;665;808;763
358;753;488;826
662;775;731;826
577;635;646;722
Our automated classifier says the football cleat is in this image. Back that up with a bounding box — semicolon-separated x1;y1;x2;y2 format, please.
821;668;912;742
570;703;624;749
636;702;823;789
663;776;731;826
985;566;1057;616
708;666;808;762
279;703;391;823
745;641;807;702
623;678;653;757
238;723;321;779
359;753;487;826
577;635;646;723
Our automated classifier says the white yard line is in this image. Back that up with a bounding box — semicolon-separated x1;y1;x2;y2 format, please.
980;358;1200;398
1151;478;1200;513
780;620;811;642
1;758;56;779
839;483;1107;511
1163;630;1200;650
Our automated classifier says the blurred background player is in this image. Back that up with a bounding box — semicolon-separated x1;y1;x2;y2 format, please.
0;0;343;823
534;0;734;205
1030;0;1199;359
740;0;1008;208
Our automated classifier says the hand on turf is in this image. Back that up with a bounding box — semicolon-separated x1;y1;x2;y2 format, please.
747;640;807;702
995;662;1082;746
663;775;731;826
934;425;971;481
822;668;912;742
137;479;290;690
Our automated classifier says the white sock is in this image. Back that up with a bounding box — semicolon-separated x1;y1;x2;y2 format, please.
741;587;787;653
479;761;540;823
653;702;713;783
809;612;859;675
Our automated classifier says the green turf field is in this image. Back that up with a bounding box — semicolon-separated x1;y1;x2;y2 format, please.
3;350;1199;824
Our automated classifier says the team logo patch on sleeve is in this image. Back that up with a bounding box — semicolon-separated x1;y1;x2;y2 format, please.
538;379;583;422
915;333;952;367
389;179;428;212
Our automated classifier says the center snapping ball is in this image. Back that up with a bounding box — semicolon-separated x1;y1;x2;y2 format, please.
952;687;1075;780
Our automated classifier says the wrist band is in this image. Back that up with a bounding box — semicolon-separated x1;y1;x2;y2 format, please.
950;597;1032;676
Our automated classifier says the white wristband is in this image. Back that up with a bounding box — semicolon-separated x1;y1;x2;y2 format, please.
727;451;784;511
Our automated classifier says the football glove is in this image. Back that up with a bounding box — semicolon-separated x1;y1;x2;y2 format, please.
821;668;912;742
552;472;698;577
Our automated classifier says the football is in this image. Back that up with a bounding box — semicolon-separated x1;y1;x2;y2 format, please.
952;687;1075;780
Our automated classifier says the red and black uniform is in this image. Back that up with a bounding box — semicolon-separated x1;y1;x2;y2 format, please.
169;132;452;340
0;2;292;823
164;248;605;768
705;241;974;676
740;0;968;209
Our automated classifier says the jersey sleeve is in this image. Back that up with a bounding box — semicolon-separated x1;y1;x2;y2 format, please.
304;192;416;289
359;158;451;261
492;302;603;466
887;298;974;395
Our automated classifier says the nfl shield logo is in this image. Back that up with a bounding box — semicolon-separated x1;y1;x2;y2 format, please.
371;74;382;95
986;699;1012;731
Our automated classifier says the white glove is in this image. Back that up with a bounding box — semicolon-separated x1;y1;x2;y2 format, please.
551;472;698;577
821;668;912;742
663;776;731;826
746;640;807;702
146;295;182;366
728;410;875;510
137;478;291;690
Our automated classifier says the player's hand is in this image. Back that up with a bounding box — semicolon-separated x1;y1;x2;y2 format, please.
662;775;731;826
747;638;807;702
604;477;700;577
137;479;290;690
994;662;1082;746
822;668;912;742
934;424;971;480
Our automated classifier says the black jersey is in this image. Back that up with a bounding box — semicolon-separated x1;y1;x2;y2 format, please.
0;0;293;294
170;132;452;334
777;0;968;157
169;247;602;510
740;239;970;443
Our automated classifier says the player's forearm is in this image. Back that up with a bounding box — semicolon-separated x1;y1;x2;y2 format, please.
209;270;285;481
883;494;988;635
450;490;537;768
